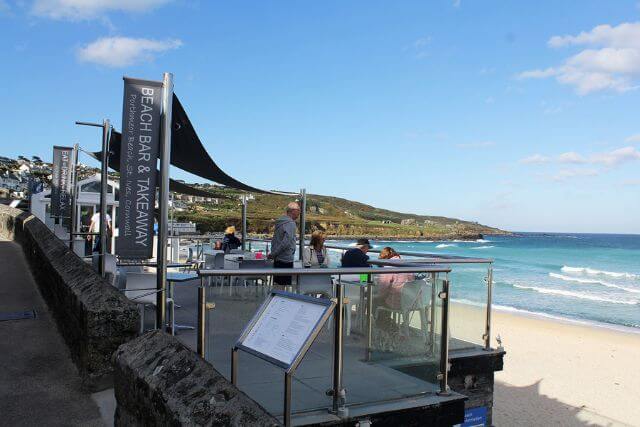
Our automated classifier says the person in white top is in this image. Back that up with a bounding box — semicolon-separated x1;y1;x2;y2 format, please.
87;206;112;252
303;231;330;268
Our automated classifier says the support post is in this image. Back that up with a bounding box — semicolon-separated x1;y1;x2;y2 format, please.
156;72;174;330
241;195;248;250
484;265;493;350
331;276;346;415
298;188;306;260
99;119;110;277
197;278;206;358
231;347;238;385
438;278;451;396
68;143;79;250
284;372;292;427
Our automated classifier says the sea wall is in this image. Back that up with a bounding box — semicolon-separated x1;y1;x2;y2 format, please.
113;331;281;426
0;204;139;391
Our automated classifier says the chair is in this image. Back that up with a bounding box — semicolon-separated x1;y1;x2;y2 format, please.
333;274;364;336
298;274;334;298
374;279;431;340
236;259;270;296
124;272;174;333
204;252;225;288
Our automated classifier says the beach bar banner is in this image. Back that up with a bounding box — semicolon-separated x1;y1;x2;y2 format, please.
116;77;163;259
51;146;73;218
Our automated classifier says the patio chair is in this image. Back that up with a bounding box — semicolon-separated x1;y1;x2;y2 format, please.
298;274;334;298
123;272;174;333
333;274;364;336
374;278;431;340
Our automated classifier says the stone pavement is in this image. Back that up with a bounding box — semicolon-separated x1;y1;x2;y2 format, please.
0;240;104;426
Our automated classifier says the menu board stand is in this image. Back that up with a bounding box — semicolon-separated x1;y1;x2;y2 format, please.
231;290;336;427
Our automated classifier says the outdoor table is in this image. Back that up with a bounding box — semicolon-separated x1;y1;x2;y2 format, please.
167;272;199;335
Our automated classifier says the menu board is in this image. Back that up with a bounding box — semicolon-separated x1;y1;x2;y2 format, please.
240;294;329;367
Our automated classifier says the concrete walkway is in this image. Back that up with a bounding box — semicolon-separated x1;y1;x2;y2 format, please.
0;240;104;426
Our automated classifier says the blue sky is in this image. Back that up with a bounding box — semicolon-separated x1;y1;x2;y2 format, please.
1;1;639;233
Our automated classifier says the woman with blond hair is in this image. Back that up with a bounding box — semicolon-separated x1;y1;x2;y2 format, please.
222;225;241;252
303;231;330;268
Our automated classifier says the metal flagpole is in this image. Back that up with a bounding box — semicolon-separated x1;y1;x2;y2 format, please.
99;119;110;277
241;195;248;250
298;188;306;260
156;72;174;330
68;143;79;251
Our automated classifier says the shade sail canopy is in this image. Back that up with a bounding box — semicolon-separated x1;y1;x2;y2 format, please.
88;134;229;199
94;94;276;194
171;95;273;193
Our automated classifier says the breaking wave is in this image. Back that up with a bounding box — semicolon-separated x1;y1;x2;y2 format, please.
436;243;456;248
471;245;494;250
549;272;640;294
561;266;638;280
512;284;638;305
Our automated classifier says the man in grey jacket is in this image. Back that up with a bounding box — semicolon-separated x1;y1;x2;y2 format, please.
268;202;300;288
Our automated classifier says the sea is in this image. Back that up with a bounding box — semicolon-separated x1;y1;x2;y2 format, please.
325;233;640;331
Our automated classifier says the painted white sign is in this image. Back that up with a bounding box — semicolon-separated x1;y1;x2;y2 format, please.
241;295;327;366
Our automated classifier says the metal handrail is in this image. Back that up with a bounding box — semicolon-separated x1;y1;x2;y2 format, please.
198;266;451;276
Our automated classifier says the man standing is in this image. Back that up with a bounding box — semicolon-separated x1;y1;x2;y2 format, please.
87;205;112;253
341;238;372;267
268;202;300;288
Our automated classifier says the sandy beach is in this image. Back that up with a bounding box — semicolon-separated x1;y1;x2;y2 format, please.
489;310;640;426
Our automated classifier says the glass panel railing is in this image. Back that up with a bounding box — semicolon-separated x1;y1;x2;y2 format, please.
448;266;489;350
339;271;443;407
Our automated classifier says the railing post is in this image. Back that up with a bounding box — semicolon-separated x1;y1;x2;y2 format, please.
284;372;292;427
484;264;493;350
241;195;248;251
438;277;451;396
331;275;346;416
298;188;306;261
197;276;206;358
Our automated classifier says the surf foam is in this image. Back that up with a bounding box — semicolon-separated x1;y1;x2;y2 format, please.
513;284;638;305
561;265;638;279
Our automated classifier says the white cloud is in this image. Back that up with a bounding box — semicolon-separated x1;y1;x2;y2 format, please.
551;168;599;182
557;151;586;164
456;141;496;149
590;146;640;166
625;134;640;143
520;154;549;164
32;0;171;21
518;22;640;95
77;36;182;67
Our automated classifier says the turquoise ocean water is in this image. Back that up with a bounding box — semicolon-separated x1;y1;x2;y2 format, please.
325;233;640;331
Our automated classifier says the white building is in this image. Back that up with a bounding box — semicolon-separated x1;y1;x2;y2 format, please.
31;174;119;254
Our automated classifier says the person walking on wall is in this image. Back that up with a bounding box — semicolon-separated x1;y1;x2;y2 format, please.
222;226;241;252
268;202;300;288
303;231;330;268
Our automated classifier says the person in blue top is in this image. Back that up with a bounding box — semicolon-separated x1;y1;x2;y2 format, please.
341;238;372;267
222;226;242;252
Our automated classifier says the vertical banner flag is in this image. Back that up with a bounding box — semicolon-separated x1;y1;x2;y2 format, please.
117;77;163;259
51;146;73;218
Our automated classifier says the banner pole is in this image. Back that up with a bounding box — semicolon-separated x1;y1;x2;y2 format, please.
156;72;174;330
99;120;110;277
298;188;306;260
69;143;79;251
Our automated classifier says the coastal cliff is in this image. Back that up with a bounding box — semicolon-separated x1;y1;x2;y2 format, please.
173;189;510;240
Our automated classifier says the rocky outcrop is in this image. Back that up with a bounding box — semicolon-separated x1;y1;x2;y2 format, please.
0;204;139;391
113;331;281;426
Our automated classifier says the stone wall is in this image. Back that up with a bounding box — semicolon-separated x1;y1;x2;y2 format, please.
113;331;281;426
0;204;139;391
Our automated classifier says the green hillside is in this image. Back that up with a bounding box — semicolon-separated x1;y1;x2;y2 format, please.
174;187;509;240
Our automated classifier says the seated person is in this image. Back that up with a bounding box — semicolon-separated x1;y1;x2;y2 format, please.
213;240;223;250
376;247;414;310
303;231;330;268
341;238;372;267
222;226;241;252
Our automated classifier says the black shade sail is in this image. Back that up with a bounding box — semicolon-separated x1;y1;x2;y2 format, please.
94;94;274;194
88;133;229;199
